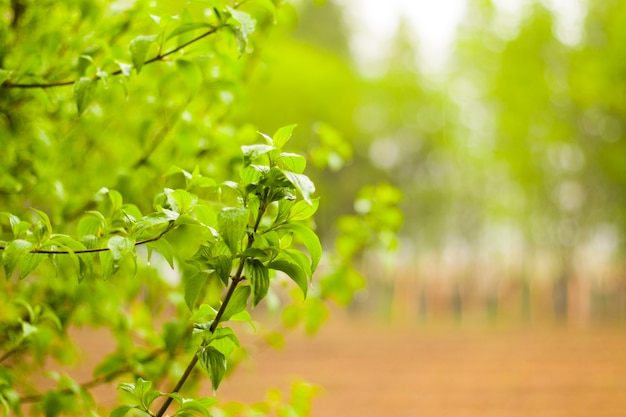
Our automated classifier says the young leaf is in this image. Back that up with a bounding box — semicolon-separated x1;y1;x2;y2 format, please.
217;208;248;255
0;69;12;85
129;35;157;74
267;259;308;298
108;189;124;212
31;208;52;243
146;238;175;269
19;253;45;280
226;7;255;56
289;198;320;221
3;239;33;278
241;144;274;166
273;124;297;149
240;165;265;186
110;405;139;417
280;152;306;174
283;249;312;279
73;77;96;116
117;62;133;77
211;327;240;346
77;215;104;237
283;171;315;204
166;22;213;40
278;222;322;272
274;198;295;226
108;236;135;268
198;346;226;392
178;397;217;416
244;259;269;307
77;253;94;283
229;309;256;331
207;255;232;286
220;285;250;321
99;251;114;280
185;272;208;311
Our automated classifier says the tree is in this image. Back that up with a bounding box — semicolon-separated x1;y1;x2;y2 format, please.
0;1;403;416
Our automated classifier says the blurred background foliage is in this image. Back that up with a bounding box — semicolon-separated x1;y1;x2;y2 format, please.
243;0;626;324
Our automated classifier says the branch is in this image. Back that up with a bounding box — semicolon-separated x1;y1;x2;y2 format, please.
0;346;23;364
154;202;266;417
1;26;221;89
18;348;167;404
0;224;174;254
154;275;243;417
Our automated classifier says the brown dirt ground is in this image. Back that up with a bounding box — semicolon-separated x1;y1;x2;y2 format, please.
215;312;626;417
60;310;626;417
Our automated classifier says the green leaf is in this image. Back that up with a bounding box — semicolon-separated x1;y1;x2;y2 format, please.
77;253;94;283
273;124;297;148
129;35;157;74
280;152;306;174
228;6;256;36
211;327;240;346
226;7;255;57
208;254;232;286
283;171;315;204
108;189;123;212
241;144;274;166
231;27;247;58
198;346;226;392
289;198;320;221
167;22;213;40
274;198;295;225
163;321;186;354
21;321;38;338
146;238;175;269
77;215;104;237
220;285;250;321
191;303;217;323
178;397;216;416
284;248;312;279
240;165;265;185
31;208;52;243
268;259;308;297
99;251;114;280
73;77;96;116
0;69;12;85
108;236;135;270
12;221;31;238
117;62;133;77
3;239;33;278
278;222;322;272
217;208;248;255
41;391;63;417
19;253;45;279
229;309;255;331
109;405;136;417
170;189;196;214
94;352;127;378
245;259;269;307
185;272;208;311
46;234;88;252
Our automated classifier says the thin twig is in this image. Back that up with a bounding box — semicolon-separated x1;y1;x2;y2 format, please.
0;224;173;254
2;26;221;89
154;275;242;417
154;201;266;417
0;346;23;364
19;347;167;404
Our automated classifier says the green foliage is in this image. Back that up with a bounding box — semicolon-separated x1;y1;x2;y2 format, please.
0;1;409;416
